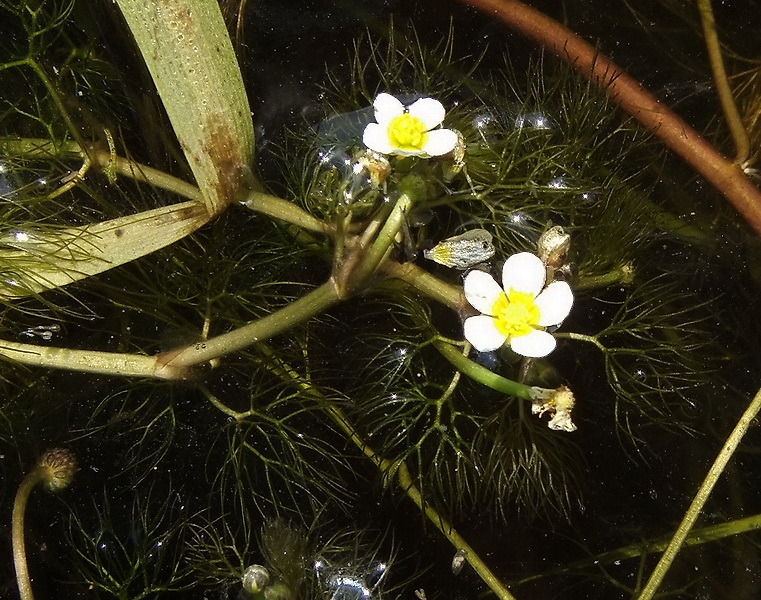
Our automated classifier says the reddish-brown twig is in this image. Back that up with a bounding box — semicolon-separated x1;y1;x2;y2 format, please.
457;0;761;236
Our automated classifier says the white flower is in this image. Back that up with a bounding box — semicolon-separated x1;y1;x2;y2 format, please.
463;252;573;358
362;93;459;157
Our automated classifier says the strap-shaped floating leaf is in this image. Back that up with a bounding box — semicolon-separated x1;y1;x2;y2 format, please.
114;0;254;216
0;200;207;299
0;140;211;298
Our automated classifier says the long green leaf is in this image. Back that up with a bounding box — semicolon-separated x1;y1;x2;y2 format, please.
114;0;254;215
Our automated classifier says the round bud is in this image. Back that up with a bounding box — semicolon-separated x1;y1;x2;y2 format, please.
38;448;77;492
537;225;571;270
242;564;271;594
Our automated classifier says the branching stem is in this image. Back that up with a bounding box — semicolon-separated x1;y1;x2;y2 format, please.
342;192;414;295
239;190;330;235
254;343;518;600
158;280;341;373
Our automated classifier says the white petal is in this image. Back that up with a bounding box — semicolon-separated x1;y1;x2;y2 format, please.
407;97;445;129
421;128;459;156
510;330;556;358
362;123;395;154
464;270;503;315
464;315;507;352
389;147;421;157
535;281;574;326
373;93;404;124
502;252;546;296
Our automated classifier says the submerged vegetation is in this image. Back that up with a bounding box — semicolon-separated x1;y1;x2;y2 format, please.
2;0;761;599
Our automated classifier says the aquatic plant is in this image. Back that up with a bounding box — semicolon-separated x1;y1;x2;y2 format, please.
2;1;761;599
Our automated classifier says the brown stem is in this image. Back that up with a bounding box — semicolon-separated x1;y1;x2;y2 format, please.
455;0;761;236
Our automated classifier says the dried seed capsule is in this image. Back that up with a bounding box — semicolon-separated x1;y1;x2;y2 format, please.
424;229;495;269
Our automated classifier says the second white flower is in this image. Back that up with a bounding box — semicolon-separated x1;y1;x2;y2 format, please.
463;252;573;357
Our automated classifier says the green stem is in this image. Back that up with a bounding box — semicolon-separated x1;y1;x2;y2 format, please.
0;282;340;379
637;384;761;599
394;460;518;600
697;0;750;166
1;137;330;235
239;190;330;236
556;331;606;351
514;512;761;585
0;138;203;203
0;340;178;378
433;340;549;401
200;385;256;420
383;260;464;309
160;280;340;371
12;468;47;600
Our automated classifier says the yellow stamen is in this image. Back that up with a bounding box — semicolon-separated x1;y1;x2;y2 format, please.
491;289;541;338
387;114;428;152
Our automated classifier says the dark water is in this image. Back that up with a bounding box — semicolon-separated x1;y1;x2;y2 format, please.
3;1;761;599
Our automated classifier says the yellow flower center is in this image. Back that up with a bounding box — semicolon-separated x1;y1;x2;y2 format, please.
491;289;541;338
387;113;429;151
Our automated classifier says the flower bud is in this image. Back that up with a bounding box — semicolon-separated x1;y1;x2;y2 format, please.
38;448;77;493
537;226;571;270
242;564;271;594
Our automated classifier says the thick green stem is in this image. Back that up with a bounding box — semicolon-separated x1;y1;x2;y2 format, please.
239;191;330;235
160;280;341;372
0;282;340;379
383;260;464;309
0;340;179;378
637;384;761;599
344;192;414;295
